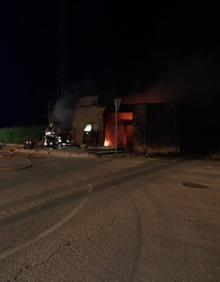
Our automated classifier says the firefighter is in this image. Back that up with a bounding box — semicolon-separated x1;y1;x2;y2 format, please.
44;123;56;147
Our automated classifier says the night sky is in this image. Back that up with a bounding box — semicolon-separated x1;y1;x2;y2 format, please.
1;1;219;126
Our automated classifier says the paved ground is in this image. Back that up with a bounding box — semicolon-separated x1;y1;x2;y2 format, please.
0;155;220;281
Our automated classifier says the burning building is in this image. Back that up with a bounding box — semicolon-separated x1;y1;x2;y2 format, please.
71;93;179;154
71;72;220;155
103;92;179;154
70;51;220;154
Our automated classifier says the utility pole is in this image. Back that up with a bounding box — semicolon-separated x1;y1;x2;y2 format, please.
114;98;121;153
57;0;67;98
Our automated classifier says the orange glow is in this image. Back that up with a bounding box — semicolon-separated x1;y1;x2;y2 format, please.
104;112;134;147
104;139;111;147
118;112;133;120
121;86;180;105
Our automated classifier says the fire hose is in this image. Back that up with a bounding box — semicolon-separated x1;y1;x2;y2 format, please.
0;151;14;158
0;151;32;171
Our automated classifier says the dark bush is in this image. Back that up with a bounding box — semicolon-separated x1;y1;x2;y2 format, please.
0;126;44;144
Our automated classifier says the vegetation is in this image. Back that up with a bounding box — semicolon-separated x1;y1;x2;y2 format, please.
0;126;44;144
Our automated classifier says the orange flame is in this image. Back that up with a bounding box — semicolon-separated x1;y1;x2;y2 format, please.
104;139;111;147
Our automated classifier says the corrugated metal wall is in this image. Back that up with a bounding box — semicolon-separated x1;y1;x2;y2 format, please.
133;104;179;153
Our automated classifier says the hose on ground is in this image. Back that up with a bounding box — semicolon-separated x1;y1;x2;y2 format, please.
0;150;32;171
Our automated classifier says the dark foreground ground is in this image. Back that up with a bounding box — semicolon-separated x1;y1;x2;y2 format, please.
0;155;220;281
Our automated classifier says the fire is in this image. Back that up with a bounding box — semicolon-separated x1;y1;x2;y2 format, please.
104;139;111;147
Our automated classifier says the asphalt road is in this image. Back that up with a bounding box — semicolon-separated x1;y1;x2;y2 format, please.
0;156;220;281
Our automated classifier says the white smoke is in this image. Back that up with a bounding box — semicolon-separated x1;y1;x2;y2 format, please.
53;92;79;131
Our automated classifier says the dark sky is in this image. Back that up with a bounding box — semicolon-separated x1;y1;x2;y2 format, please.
1;1;219;126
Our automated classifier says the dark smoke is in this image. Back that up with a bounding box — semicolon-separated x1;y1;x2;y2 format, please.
154;49;220;104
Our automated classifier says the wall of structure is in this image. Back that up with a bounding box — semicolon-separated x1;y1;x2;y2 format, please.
133;104;179;154
72;96;105;145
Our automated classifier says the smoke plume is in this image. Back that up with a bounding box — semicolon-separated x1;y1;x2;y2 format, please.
53;91;79;131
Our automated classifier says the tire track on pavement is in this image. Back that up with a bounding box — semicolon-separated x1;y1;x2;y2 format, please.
0;159;182;227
